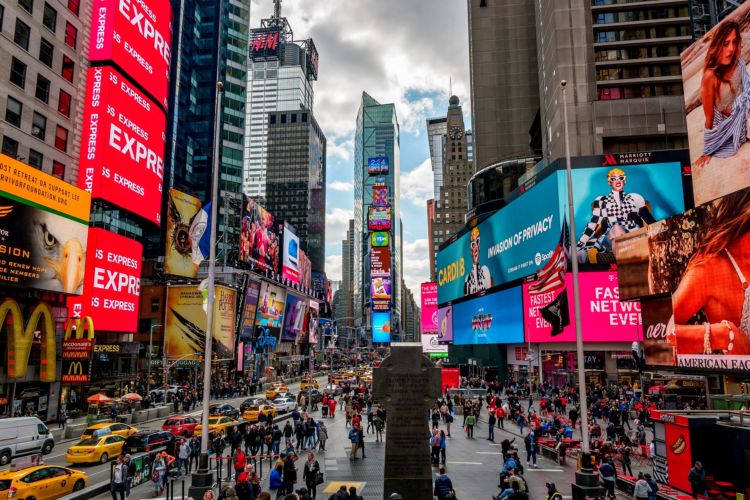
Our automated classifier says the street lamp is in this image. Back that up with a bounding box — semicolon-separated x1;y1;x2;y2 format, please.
147;323;162;392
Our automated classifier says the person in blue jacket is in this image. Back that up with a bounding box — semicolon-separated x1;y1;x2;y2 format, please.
433;467;454;500
269;463;284;495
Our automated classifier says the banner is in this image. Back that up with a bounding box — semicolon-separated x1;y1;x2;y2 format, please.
254;282;286;353
239;195;279;273
280;222;300;283
239;279;261;341
165;189;201;278
372;312;391;343
436;305;453;343
281;294;308;342
0;154;90;294
420;282;438;333
453;287;524;345
370;247;391;277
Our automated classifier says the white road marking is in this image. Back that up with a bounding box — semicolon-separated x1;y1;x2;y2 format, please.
524;468;564;472
476;451;502;455
446;461;483;465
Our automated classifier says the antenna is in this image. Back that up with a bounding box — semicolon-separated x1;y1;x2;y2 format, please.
274;0;282;19
449;76;452;97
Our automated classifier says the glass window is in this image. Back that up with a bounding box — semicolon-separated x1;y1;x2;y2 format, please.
58;89;71;116
43;2;56;31
18;0;33;14
31;112;46;140
35;75;50;103
39;38;54;67
1;137;19;157
10;58;27;88
5;97;22;127
61;56;74;82
64;22;77;48
54;125;68;151
67;0;79;15
28;149;43;168
52;160;65;179
14;19;31;50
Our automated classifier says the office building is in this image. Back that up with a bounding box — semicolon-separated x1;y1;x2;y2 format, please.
0;0;89;183
401;283;420;342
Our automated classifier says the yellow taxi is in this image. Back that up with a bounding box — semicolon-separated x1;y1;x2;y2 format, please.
65;435;127;464
300;379;319;391
194;416;237;437
242;404;278;422
265;384;289;400
0;464;88;499
80;422;137;440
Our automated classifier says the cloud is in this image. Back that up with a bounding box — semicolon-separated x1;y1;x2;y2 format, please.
402;238;431;303
328;180;354;192
401;158;434;206
325;254;343;282
325;207;354;249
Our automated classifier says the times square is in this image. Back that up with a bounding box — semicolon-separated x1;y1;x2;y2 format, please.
0;0;749;499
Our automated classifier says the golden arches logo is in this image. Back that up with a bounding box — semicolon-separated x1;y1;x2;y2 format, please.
67;361;83;375
0;299;55;381
64;316;94;341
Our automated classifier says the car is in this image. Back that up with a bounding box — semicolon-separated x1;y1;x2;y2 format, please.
299;379;319;391
125;431;175;453
0;464;88;499
242;404;277;423
265;385;289;400
271;397;297;413
149;384;182;400
80;423;137;440
240;397;268;413
194;417;237;437
65;435;126;464
275;391;295;400
208;403;240;419
324;384;342;396
162;416;198;437
298;389;322;405
0;417;55;465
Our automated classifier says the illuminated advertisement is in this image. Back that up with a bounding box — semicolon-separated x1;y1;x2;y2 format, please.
0;154;90;294
240;195;279;273
371;232;389;247
88;0;173;109
368;206;392;231
422;333;448;354
66;228;143;332
371;299;390;312
372;312;391;343
420;282;438;333
165;188;201;278
299;250;312;288
254;281;286;353
281;222;300;284
370;277;392;300
372;183;388;206
523;271;642;343
249;28;281;60
370;247;391;277
239;279;261;341
281;293;308;341
453;287;524;345
436;305;453;343
308;301;320;344
681;2;750;206
367;157;389;175
78;66;166;225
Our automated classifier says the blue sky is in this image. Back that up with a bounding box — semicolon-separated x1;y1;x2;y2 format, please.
250;0;471;300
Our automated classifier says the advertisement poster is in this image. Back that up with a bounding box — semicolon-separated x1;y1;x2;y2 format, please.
78;66;166;225
370;247;391;277
370;232;389;247
308;301;320;344
436;305;453;343
66;228;143;332
165;188;201;278
681;2;750;206
420;282;438;333
368;206;392;231
370;277;392;300
240;195;279;273
523;271;642;343
88;0;173;109
281;293;308;341
641;296;675;367
367;157;389;175
299;250;312;288
254;281;286;353
422;333;448;354
0;154;90;294
164;285;236;360
281;222;300;283
453;287;524;345
372;312;391;343
372;183;388;206
239;279;261;341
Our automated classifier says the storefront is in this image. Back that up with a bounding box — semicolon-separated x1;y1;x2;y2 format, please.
535;342;638;387
506;344;540;384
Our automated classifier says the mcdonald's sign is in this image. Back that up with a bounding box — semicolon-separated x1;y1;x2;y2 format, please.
61;359;90;383
0;300;56;381
61;316;95;365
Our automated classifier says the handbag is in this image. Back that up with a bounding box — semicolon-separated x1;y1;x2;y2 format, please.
315;471;325;485
150;469;160;482
445;491;457;500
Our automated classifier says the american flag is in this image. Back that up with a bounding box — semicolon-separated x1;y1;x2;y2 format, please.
529;217;569;295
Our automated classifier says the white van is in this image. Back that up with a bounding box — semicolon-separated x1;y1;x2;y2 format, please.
0;417;54;465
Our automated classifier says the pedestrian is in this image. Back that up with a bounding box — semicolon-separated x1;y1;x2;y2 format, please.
599;458;617;500
444;409;453;437
618;442;633;476
110;455;127;500
204;491;217;500
302;452;321;500
190;436;201;472
348;425;360;460
178;439;190;476
327;397;336;418
545;482;563;500
269;464;283;497
688;461;707;498
634;473;651;500
439;430;447;465
218;484;239;500
464;412;475;438
524;430;537;467
645;473;658;500
488;409;496;441
124;454;135;497
347;486;363;500
496;406;505;429
283;452;298;496
506;480;529;500
356;422;366;458
431;408;441;430
433;467;454;500
152;452;167;496
233;447;247;481
318;421;328;451
430;429;441;466
58;407;67;429
328;485;348;500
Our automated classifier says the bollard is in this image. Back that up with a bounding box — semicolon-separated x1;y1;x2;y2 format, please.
227;453;232;481
182;478;185;499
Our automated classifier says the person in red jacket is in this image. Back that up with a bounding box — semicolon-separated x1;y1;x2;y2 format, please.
328;397;336;418
233;447;246;481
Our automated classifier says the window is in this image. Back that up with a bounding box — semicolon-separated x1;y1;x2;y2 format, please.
39;38;54;67
54;125;68;151
28;149;43;168
14;19;31;50
58;90;71;116
35;75;50;103
64;22;77;48
1;137;19;157
67;0;79;15
10;58;27;88
5;97;22;127
43;3;57;31
151;297;159;313
0;5;4;31
61;56;74;82
52;160;65;179
18;0;33;14
31;112;46;140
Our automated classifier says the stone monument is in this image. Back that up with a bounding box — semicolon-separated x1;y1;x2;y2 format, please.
373;342;441;500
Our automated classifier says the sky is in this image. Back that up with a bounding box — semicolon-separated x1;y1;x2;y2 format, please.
250;0;471;302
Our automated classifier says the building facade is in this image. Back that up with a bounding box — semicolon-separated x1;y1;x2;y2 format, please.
400;283;420;342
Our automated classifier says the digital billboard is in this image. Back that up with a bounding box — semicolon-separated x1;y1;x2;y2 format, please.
66;228;143;332
0;154;90;294
368;206;392;231
372;183;388;206
453;287;524;345
239;279;261;341
299;250;312;288
281;222;300;284
308;301;320;344
523;271;642;343
240;195;279;273
78;66;166;225
372;312;391;343
370;277;392;300
422;333;448;354
370;247;391;277
165;188;201;278
436;305;453;343
420;282;438;333
254;281;286;353
367;157;389;175
681;1;750;206
371;232;389;247
281;293;308;342
250;28;281;60
88;0;173;109
371;298;390;312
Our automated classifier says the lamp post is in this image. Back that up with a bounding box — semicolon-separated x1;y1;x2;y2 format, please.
147;323;162;393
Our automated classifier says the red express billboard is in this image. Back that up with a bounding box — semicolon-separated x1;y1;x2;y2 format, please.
79;66;166;225
67;228;143;332
89;0;173;109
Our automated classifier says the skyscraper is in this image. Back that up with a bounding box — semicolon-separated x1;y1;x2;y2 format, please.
334;219;355;329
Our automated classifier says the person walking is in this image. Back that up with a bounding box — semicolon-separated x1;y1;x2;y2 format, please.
439;430;447;465
124;454;135;497
178;439;190;476
374;413;384;443
524;430;537;467
488;410;496;441
318;421;328;451
634;473;652;500
189;436;201;473
645;473;658;500
58;407;67;429
268;464;283;498
688;461;707;498
282;452;298;496
433;467;454;500
599;458;617;500
110;455;127;500
302;452;321;500
430;429;441;466
348;425;360;460
356;423;366;459
464;412;475;438
545;482;563;500
233;447;247;481
152;453;167;496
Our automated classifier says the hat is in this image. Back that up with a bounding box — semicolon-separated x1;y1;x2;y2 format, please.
161;451;168;457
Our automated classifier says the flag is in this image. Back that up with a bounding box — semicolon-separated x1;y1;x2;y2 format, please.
189;201;212;268
529;217;569;294
540;289;570;336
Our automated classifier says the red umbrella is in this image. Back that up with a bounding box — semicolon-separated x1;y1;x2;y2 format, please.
121;393;142;402
87;393;113;404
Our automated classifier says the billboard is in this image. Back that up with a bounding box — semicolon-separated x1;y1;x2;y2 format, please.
370;276;392;300
308;301;320;344
164;285;236;360
239;279;261;341
372;183;388;206
88;0;173;109
421;333;448;354
165;188;201;278
372;312;391;343
436;305;453;343
254;281;286;353
368;206;392;231
0;154;90;294
523;271;642;343
240;195;279;273
420;282;438;333
370;247;391;277
66;228;142;332
371;232;390;247
681;2;750;206
367;157;389;175
299;250;312;288
281;222;300;283
250;28;281;60
78;66;166;225
453;287;524;345
281;293;308;342
372;298;390;312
